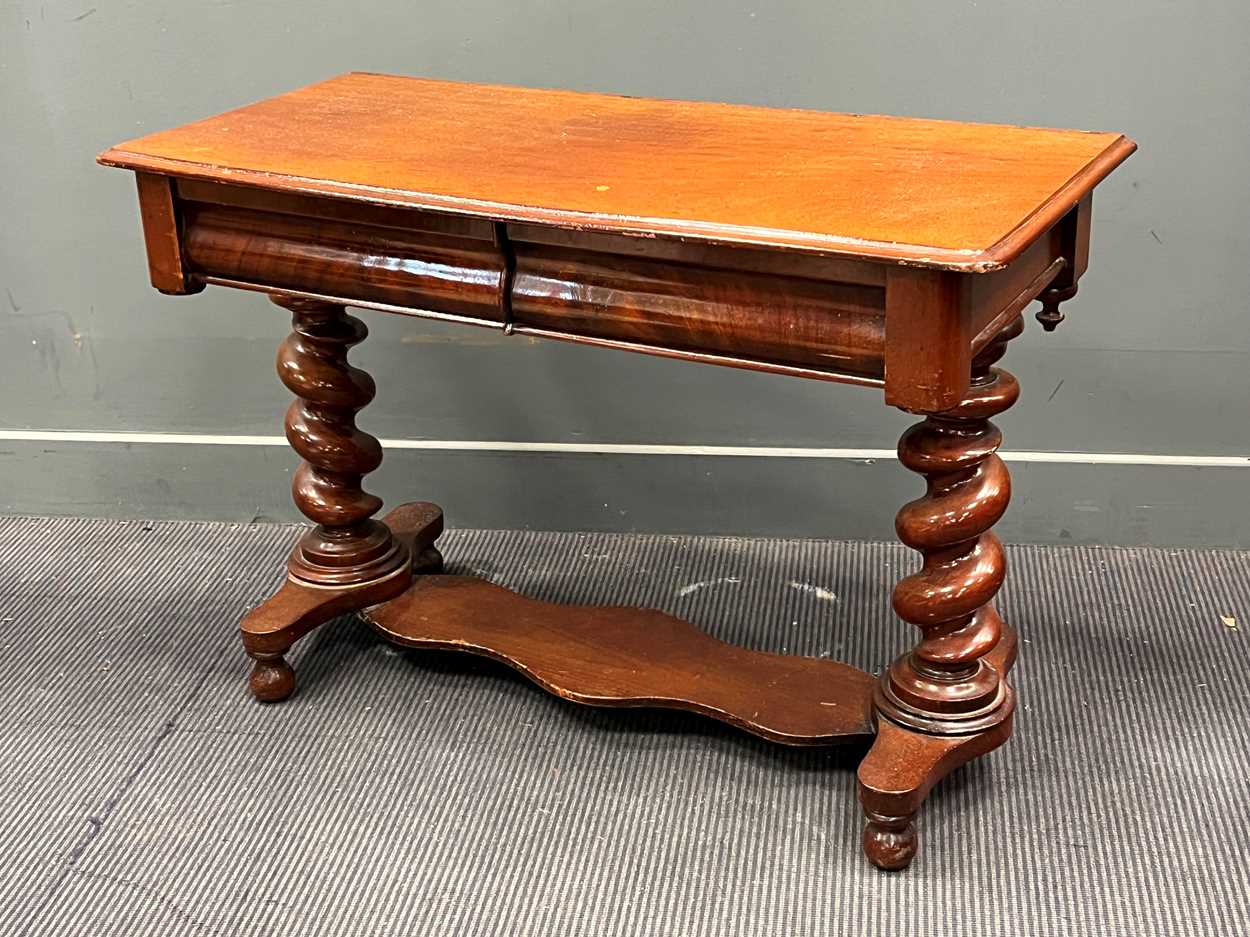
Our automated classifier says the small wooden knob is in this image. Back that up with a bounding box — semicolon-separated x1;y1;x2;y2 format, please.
1036;284;1078;332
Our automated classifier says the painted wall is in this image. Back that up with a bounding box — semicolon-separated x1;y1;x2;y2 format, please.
2;2;1248;544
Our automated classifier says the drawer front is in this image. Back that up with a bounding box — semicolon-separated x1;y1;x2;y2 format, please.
511;244;886;378
178;187;507;322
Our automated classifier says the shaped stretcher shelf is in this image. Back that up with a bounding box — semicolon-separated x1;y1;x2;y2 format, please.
363;574;877;746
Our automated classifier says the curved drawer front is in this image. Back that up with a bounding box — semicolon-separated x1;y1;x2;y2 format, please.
182;203;507;321
511;244;886;378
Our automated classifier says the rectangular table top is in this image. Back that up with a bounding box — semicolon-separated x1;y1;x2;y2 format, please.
99;72;1134;272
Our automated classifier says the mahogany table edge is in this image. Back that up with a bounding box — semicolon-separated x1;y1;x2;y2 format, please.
96;130;1135;275
97;80;1135;874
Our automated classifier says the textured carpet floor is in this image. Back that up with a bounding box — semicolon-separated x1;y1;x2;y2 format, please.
0;515;1247;936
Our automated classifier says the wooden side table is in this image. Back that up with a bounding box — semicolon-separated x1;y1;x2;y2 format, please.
99;74;1135;870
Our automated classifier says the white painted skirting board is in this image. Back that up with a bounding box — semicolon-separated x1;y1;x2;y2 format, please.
1;430;1246;468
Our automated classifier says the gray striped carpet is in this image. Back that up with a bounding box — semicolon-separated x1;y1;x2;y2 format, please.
1;515;1247;936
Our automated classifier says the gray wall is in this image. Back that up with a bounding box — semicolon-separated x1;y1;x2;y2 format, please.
2;1;1248;545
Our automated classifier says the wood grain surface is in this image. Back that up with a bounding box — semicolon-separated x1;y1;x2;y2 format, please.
366;575;877;745
99;73;1135;270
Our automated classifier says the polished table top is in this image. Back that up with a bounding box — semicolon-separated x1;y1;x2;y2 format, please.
98;72;1135;272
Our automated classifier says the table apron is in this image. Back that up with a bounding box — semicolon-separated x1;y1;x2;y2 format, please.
148;176;1077;399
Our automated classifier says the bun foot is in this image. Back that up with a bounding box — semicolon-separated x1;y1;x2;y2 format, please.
863;811;917;870
413;545;444;574
249;655;295;702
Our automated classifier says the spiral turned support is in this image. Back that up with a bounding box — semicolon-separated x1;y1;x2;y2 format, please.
239;296;424;703
859;316;1023;870
877;316;1022;734
275;296;409;587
